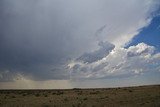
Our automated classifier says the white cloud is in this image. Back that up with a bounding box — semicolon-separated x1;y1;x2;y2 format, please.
127;43;155;57
69;43;160;79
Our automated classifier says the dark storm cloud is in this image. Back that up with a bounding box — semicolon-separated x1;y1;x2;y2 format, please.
0;0;102;81
0;0;74;81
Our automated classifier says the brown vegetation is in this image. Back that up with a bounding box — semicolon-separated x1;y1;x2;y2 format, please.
0;85;160;107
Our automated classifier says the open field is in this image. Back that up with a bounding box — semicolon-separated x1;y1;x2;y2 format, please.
0;85;160;107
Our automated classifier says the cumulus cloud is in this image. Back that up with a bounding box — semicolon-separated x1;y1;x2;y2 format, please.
69;43;160;79
127;43;155;57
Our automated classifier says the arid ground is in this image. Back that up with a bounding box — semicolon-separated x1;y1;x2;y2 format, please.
0;85;160;107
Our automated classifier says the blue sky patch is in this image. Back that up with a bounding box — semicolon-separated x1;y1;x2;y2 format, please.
127;14;160;52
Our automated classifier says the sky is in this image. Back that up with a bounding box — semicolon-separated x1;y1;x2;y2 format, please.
0;0;160;89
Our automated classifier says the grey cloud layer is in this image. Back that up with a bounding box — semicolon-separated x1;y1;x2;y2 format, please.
0;0;159;82
77;41;115;63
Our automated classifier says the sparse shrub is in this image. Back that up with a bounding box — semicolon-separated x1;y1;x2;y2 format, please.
77;103;81;107
77;91;82;95
90;91;98;94
12;95;16;98
22;94;26;96
140;103;145;105
26;92;30;95
56;91;63;95
44;94;48;97
52;92;56;95
64;98;68;101
18;91;23;94
105;96;109;98
72;104;75;107
100;97;105;99
128;90;133;92
83;97;87;101
4;96;7;99
78;92;82;95
123;88;128;91
6;92;10;94
73;88;81;90
42;104;50;107
35;93;40;97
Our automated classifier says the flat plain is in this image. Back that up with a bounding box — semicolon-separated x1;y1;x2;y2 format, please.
0;85;160;107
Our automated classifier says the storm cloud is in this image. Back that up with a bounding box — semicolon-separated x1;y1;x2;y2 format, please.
0;0;159;86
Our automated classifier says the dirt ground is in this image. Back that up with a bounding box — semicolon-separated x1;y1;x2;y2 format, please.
0;85;160;107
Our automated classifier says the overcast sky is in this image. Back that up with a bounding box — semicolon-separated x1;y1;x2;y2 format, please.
0;0;160;89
